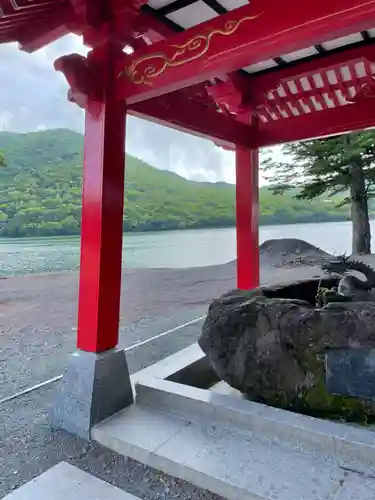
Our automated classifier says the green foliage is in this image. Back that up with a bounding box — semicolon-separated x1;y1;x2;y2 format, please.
0;150;5;168
0;129;353;238
263;131;375;203
259;186;349;225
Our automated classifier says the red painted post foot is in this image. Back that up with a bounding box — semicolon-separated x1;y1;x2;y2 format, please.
235;146;260;290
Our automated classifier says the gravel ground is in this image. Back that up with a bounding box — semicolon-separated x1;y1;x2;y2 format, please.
1;262;239;499
1;241;357;499
0;384;225;500
0;264;236;399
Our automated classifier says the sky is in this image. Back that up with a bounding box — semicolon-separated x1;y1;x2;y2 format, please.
0;34;281;184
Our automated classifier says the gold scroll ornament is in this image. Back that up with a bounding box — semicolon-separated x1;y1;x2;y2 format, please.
119;14;262;85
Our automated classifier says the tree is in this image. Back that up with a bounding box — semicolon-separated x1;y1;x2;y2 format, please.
0;150;5;168
263;131;375;255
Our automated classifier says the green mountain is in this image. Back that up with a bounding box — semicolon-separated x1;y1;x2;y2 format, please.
0;129;350;238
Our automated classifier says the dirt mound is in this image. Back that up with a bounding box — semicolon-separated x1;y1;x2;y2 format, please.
260;238;333;268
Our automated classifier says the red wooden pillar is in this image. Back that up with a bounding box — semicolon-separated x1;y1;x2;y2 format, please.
77;43;126;353
235;146;260;290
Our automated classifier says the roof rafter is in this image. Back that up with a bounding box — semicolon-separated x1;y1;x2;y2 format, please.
253;97;375;147
247;42;375;100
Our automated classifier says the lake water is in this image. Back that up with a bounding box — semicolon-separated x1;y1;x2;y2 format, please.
0;220;366;276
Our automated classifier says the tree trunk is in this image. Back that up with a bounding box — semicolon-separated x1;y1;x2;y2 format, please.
350;163;371;254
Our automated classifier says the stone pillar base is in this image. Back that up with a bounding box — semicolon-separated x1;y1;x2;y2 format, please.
51;348;133;440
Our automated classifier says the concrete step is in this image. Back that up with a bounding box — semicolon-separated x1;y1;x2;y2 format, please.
3;462;140;500
133;376;375;471
92;396;375;500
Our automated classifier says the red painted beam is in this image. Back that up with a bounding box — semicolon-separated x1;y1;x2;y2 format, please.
116;0;375;104
236;146;259;290
19;15;71;52
129;94;253;149
253;99;375;147
20;25;69;53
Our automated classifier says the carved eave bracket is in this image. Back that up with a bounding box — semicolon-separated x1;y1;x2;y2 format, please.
206;75;253;122
54;53;103;109
352;78;375;103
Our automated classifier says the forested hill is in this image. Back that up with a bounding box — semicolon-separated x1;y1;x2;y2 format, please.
0;129;350;238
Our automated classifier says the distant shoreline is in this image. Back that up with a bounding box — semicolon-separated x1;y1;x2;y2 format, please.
0;217;353;240
0;238;336;280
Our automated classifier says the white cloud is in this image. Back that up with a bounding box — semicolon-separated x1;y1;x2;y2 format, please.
0;111;13;131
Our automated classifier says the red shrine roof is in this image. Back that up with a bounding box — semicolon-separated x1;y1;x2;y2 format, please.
2;0;375;146
145;1;375;75
0;0;71;48
1;1;374;67
143;1;375;130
